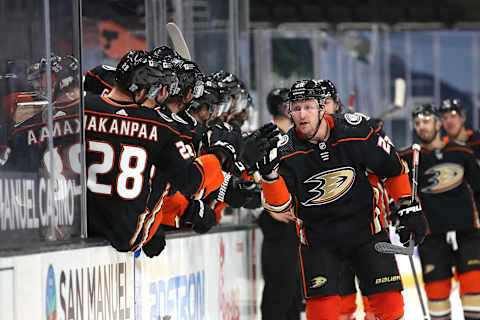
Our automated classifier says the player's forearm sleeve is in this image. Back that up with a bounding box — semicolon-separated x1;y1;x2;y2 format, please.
384;171;412;202
260;175;292;213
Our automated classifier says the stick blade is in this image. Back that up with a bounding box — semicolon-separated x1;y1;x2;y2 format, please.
374;241;414;255
393;78;406;108
166;22;191;60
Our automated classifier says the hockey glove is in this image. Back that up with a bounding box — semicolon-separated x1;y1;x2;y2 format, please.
203;121;242;172
240;123;281;169
390;201;428;246
141;230;166;258
256;146;280;178
181;199;217;234
218;176;261;208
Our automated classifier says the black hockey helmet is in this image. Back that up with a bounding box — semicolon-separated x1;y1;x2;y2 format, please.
171;59;204;99
193;75;222;109
115;50;175;95
147;53;179;97
266;87;289;117
213;70;242;97
26;53;63;94
288;79;328;111
150;45;181;60
438;98;464;115
318;79;338;101
412;103;438;119
52;55;80;100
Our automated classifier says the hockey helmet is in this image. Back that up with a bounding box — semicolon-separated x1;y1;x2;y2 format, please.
438;98;464;115
288;79;329;110
266;87;289;117
115;50;176;96
171;59;204;99
412;103;438;119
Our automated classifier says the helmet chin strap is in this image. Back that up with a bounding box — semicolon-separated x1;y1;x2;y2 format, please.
305;108;325;141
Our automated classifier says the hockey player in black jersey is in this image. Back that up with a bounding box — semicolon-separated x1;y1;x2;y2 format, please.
258;79;428;320
83;64;116;95
4;55;82;241
438;98;480;159
84;50;228;254
399;103;480;320
258;87;303;320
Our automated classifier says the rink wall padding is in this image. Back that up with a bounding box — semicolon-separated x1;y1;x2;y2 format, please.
0;228;264;320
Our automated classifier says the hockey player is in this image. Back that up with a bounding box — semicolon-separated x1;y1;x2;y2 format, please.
258;87;303;320
399;103;480;320
257;79;428;320
85;50;230;253
438;98;480;158
5;55;82;239
318;79;378;320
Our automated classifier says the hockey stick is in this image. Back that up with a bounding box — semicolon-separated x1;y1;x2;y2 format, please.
166;22;192;60
406;144;429;320
375;144;428;319
378;78;406;120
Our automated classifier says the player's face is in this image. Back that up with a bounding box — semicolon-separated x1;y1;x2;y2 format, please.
413;114;439;144
323;97;339;114
290;99;324;138
441;110;465;139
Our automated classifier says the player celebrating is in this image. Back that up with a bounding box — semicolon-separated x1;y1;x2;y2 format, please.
258;87;303;320
257;79;427;320
85;50;228;253
438;98;480;158
399;104;480;320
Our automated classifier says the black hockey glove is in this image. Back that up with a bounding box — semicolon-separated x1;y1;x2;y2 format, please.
141;230;166;258
390;201;428;246
256;146;281;177
240;123;281;170
203;122;242;172
217;175;261;208
181;199;217;234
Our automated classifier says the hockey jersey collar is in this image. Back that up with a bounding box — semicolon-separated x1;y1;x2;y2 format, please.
295;113;335;141
101;95;139;108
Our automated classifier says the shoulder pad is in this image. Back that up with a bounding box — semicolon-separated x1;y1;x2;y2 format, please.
154;108;173;122
171;113;189;125
277;128;296;157
331;113;372;140
101;65;116;71
343;112;369;126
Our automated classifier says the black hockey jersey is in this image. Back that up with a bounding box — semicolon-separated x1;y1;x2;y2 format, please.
399;142;480;234
262;113;410;247
3;99;82;239
85;94;222;251
84;65;116;95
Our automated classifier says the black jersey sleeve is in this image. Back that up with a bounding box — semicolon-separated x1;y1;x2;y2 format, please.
463;146;480;200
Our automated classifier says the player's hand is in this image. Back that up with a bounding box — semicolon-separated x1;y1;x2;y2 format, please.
240;123;280;169
269;211;293;224
220;177;261;208
203;122;241;172
181;200;217;234
256;146;280;178
390;201;428;246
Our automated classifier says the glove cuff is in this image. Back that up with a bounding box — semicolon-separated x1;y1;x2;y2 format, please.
216;172;232;203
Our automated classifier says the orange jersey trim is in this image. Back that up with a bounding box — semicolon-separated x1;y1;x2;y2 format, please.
280;149;314;161
101;95;138;108
261;175;292;212
444;146;474;154
384;172;412;202
160;192;190;227
331;128;374;146
195;154;223;197
87;70;113;89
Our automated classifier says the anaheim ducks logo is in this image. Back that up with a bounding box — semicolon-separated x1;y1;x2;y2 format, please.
301;167;355;206
310;276;327;289
421;163;464;193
